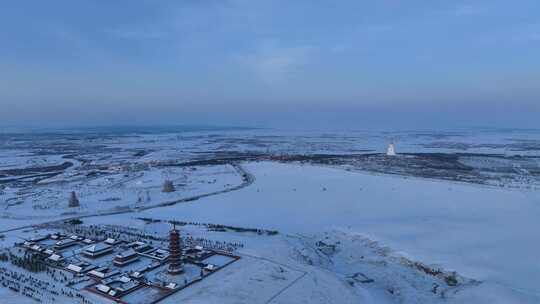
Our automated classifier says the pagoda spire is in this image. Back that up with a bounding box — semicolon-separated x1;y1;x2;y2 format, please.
168;222;183;275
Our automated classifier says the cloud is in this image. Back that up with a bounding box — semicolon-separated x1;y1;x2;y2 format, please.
237;40;313;85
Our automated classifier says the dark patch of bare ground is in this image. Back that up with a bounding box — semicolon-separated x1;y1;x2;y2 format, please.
287;152;540;186
159;151;540;186
0;161;73;176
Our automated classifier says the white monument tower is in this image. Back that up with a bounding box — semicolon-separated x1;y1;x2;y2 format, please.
386;142;396;156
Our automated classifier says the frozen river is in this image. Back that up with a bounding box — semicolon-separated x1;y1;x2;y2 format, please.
92;161;540;302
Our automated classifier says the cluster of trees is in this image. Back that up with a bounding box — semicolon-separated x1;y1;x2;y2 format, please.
413;262;459;287
184;235;244;253
167;219;279;235
63;224;167;243
9;252;47;272
66;218;83;225
0;267;96;304
138;217;162;224
1;267;53;302
45;268;71;284
106;218;249;252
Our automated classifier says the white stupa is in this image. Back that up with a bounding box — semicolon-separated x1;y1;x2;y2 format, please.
386;143;396;156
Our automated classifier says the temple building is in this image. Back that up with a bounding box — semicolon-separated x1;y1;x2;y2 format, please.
168;224;184;274
83;243;114;258
113;249;139;266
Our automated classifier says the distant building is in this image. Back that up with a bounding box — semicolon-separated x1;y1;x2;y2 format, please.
54;238;78;250
68;191;80;208
83;243;113;258
65;262;95;274
142;248;169;262
387;143;397;156
51;233;66;240
29;234;49;242
204;264;217;272
165;282;178;290
29;244;45;252
128;241;153;253
104;238;120;245
114;249;139;266
47;253;63;262
70;235;83;241
162;180;176;193
66;264;83;274
88;266;119;279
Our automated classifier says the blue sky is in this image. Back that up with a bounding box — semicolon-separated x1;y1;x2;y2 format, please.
1;1;539;130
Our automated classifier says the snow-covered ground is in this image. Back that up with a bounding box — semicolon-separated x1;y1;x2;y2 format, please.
81;161;540;303
2;128;540;303
0;164;242;225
